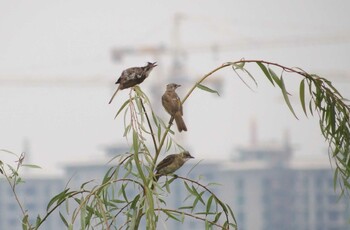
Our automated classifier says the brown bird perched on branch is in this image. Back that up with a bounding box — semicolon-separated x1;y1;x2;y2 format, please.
108;62;157;104
154;151;194;182
162;83;187;132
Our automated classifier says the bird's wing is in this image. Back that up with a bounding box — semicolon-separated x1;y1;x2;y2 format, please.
155;154;176;173
161;93;173;113
173;94;183;115
162;92;182;115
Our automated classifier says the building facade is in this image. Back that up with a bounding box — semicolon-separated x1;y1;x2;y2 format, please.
0;142;349;229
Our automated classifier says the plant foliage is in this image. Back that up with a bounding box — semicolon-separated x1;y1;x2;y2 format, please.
1;59;349;229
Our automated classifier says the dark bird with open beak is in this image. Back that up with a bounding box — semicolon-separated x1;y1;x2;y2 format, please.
161;83;187;132
108;62;157;104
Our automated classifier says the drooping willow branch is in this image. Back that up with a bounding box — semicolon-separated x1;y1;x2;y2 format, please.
153;59;350;196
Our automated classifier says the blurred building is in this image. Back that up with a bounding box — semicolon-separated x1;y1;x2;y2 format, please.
0;176;64;230
161;136;350;230
0;141;349;230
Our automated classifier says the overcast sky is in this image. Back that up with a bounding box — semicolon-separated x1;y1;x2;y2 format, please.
1;0;349;174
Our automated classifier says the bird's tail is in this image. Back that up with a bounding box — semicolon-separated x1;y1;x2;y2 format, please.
174;113;187;132
108;87;120;104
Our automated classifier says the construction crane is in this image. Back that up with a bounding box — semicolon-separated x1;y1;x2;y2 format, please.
1;13;350;87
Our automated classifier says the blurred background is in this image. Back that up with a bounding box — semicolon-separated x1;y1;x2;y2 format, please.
0;0;350;230
0;0;350;229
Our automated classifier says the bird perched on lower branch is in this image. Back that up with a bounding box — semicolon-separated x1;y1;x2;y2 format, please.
154;151;194;183
108;62;157;104
162;83;187;132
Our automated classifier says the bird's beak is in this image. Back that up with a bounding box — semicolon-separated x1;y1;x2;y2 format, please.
151;62;157;67
189;155;194;159
175;84;181;88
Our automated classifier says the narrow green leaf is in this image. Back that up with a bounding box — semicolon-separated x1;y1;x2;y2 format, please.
280;76;298;119
269;68;282;89
329;103;336;134
22;214;29;230
178;206;193;210
47;188;70;211
84;209;93;227
165;137;172;152
152;111;159;127
167;176;177;185
102;167;115;185
164;177;171;193
73;197;81;205
243;68;258;87
121;184;129;203
257;62;274;85
192;188;205;206
205;219;210;230
333;167;339;191
323;79;342;97
58;212;68;228
130;194;140;209
214;212;222;223
0;149;18;156
232;67;256;92
80;203;86;228
114;97;134;119
299;79;308;117
157;123;162;143
206;195;214;214
132;131;139;155
184;182;194;196
80;180;94;189
227;203;237;225
309;98;314;116
196;83;220;96
111;199;126;204
21;164;41;169
123;124;132;137
135;96;143;118
163;210;181;222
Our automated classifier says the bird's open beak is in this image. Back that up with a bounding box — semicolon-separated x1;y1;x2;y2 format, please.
151;62;157;67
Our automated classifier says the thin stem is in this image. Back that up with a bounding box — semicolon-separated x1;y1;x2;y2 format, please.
108;201;133;228
3;171;26;216
37;190;89;228
153;62;232;170
71;178;145;224
154;208;229;229
139;99;158;155
176;175;232;227
2;153;27;217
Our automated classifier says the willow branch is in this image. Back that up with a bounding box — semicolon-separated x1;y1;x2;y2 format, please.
139;99;158;156
155;208;228;229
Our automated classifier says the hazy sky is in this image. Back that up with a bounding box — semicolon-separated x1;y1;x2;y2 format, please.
1;0;349;174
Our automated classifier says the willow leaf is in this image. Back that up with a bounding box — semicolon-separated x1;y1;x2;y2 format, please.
299;79;308;117
257;62;274;85
196;83;220;96
280;76;298;119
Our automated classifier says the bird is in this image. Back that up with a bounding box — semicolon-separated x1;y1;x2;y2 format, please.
161;83;187;132
108;62;157;104
154;151;194;182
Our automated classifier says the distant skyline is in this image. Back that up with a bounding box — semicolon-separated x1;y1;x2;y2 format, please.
0;0;349;173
